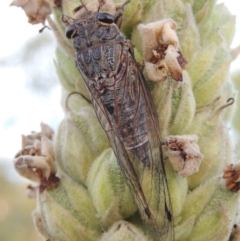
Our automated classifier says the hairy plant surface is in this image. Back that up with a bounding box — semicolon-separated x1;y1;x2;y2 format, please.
12;0;240;240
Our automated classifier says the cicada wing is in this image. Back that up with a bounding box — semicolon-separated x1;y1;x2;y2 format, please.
119;54;174;240
120;47;174;239
89;88;163;234
81;47;174;240
90;93;113;132
136;69;174;241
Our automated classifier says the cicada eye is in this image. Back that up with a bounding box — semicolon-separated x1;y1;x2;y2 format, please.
65;25;76;39
97;13;114;24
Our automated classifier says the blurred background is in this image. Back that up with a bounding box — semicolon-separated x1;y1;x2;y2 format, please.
0;1;63;240
0;0;239;240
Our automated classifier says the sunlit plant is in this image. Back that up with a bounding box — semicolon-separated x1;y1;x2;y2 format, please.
12;0;240;240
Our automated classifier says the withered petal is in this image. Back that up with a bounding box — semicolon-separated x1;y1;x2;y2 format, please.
165;135;203;177
11;0;51;24
223;162;240;192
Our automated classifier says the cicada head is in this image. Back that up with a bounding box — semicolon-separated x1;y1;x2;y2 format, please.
61;0;131;40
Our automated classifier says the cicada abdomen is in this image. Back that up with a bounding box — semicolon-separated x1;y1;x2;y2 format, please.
62;0;174;240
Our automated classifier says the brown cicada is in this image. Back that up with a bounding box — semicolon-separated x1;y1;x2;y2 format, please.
62;0;174;240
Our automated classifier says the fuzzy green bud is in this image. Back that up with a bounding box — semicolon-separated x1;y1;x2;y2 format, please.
192;46;230;108
87;149;137;228
100;221;149;241
188;107;230;188
55;47;87;95
176;177;239;241
164;161;188;218
36;174;101;241
55;97;109;184
168;72;196;135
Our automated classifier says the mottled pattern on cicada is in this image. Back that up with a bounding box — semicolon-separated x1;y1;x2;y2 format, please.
62;1;174;240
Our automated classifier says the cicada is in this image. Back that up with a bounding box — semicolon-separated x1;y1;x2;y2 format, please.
62;0;174;240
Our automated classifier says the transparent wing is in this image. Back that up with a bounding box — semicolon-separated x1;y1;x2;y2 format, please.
136;65;174;241
81;44;174;241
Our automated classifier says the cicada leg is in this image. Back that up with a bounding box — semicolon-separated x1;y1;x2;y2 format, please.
114;0;131;28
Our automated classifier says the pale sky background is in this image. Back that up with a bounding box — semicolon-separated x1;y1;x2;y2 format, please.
0;0;239;181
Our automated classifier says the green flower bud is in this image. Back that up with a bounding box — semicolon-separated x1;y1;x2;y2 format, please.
151;72;196;137
177;177;239;241
196;131;226;183
157;0;187;27
120;0;143;36
55;104;109;184
180;178;220;221
185;108;211;135
193;47;230;108
169;72;196;134
152;79;173;138
193;0;215;24
37;175;101;241
178;5;200;62
100;221;149;241
87;149;137;228
199;4;236;46
55;47;85;93
165;161;188;218
189;108;230;188
185;186;239;241
187;44;218;87
32;210;58;241
175;216;196;241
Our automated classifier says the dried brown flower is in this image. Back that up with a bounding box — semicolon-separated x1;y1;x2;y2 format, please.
223;162;240;192
10;0;52;24
138;20;187;82
165;135;203;177
69;0;121;20
13;123;59;191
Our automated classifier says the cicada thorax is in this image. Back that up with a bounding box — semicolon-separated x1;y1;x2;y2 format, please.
62;1;174;240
